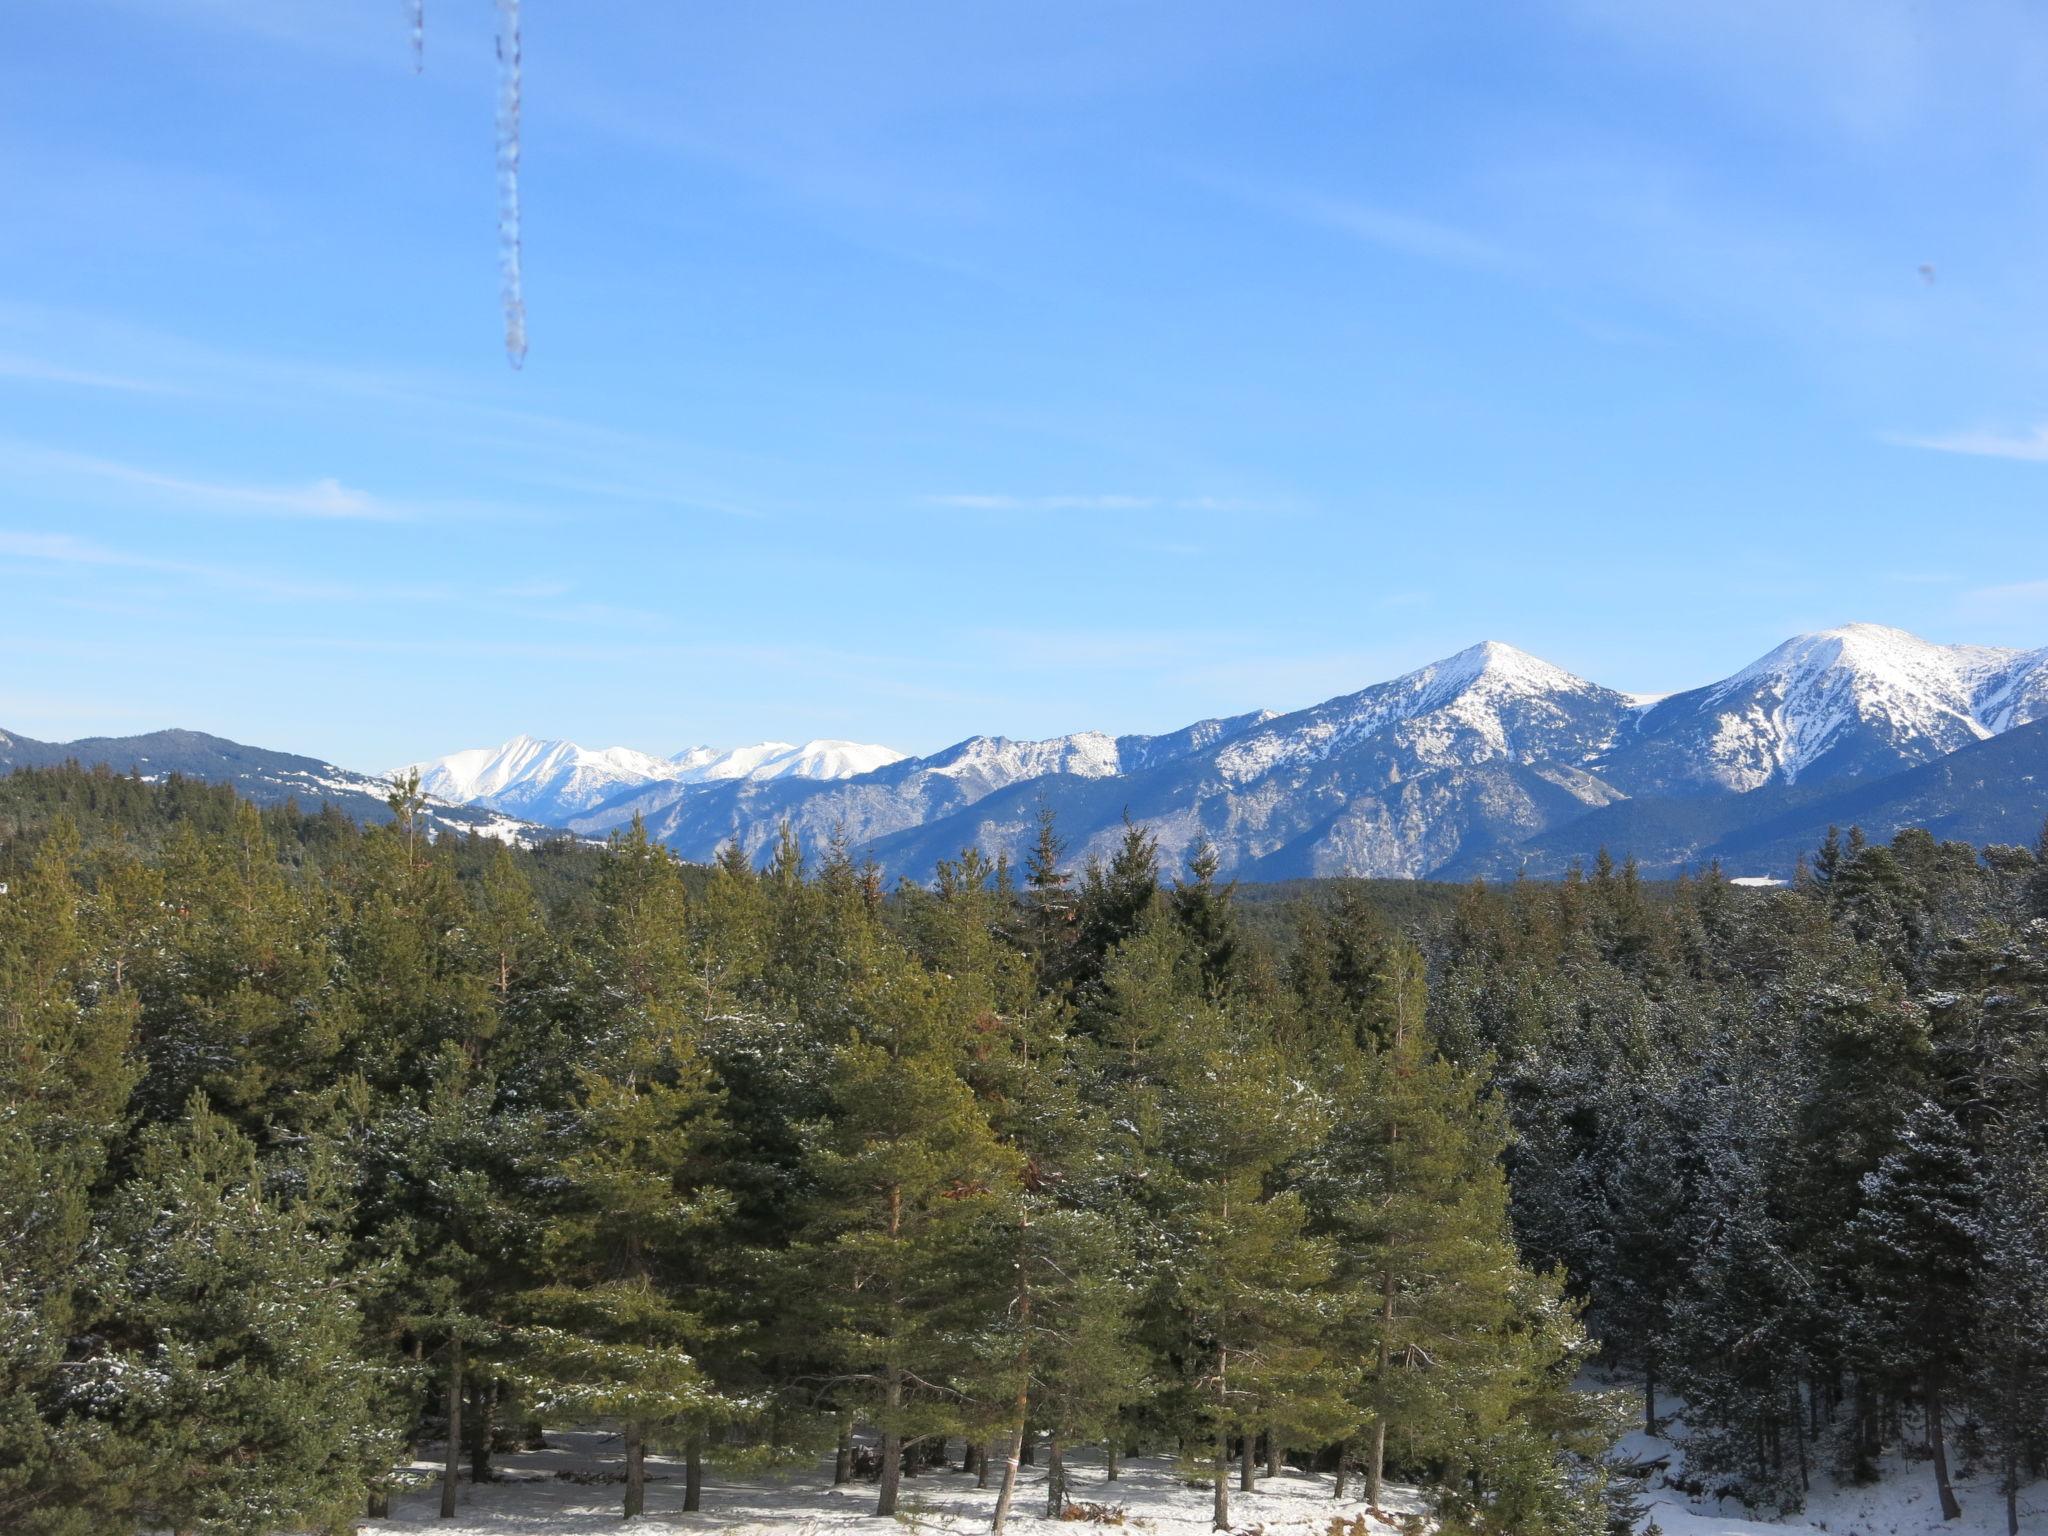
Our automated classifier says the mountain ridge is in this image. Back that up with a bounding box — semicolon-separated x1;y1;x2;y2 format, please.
15;623;2048;880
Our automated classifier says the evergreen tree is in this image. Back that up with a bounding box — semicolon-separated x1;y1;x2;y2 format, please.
1847;1100;1984;1521
77;1098;395;1536
797;943;1018;1516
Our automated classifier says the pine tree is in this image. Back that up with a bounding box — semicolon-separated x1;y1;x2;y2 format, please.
1972;1129;2048;1536
516;817;735;1517
77;1097;396;1536
797;942;1019;1516
1848;1100;1984;1522
0;821;141;1534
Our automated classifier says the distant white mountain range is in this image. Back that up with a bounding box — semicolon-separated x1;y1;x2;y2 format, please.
402;735;907;826
8;624;2041;878
398;624;2048;880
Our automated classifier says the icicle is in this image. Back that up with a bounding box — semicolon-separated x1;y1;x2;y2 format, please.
408;0;424;72
495;0;528;369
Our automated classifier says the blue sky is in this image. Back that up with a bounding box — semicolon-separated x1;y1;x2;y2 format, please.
6;1;2048;769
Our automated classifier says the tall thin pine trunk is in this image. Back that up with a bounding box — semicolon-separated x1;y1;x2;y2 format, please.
1368;1264;1395;1512
469;1375;495;1483
623;1420;646;1519
1044;1433;1067;1517
877;1363;904;1517
440;1337;463;1519
992;1414;1029;1531
685;1428;704;1512
1927;1379;1962;1521
992;1206;1033;1534
834;1415;853;1485
1334;1439;1349;1500
1212;1430;1230;1530
1240;1429;1255;1492
1266;1426;1280;1479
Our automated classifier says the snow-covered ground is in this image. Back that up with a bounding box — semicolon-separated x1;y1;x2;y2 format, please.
1614;1415;2043;1536
363;1435;1429;1534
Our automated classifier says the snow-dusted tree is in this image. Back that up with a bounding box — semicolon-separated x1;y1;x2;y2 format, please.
1972;1129;2048;1536
1847;1100;1985;1522
78;1098;396;1536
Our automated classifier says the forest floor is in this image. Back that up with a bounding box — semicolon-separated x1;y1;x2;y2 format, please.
361;1436;1433;1534
354;1422;2046;1535
1618;1415;2043;1536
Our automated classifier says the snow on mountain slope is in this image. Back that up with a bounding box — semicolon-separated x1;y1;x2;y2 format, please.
408;735;907;826
0;727;562;847
669;739;908;784
1215;641;1632;783
1612;624;2039;792
411;736;677;819
394;623;2048;881
1972;644;2048;734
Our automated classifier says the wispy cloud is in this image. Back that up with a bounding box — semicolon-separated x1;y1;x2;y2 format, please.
1963;579;2048;616
0;529;381;599
924;493;1274;513
1201;172;1508;272
1273;191;1509;270
1893;424;2048;463
0;352;175;394
75;452;393;518
0;441;401;519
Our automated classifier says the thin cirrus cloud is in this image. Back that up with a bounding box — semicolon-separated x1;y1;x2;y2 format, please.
925;493;1273;513
0;351;176;394
0;528;386;602
1894;423;2048;463
33;447;396;519
1198;171;1510;273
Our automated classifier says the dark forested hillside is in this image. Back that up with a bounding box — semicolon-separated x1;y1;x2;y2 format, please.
1;767;2043;1536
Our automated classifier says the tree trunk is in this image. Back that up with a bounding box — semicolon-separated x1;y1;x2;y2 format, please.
440;1337;463;1519
1211;1431;1229;1530
1927;1380;1962;1521
1369;1264;1394;1513
469;1374;495;1484
367;1489;390;1518
1644;1357;1658;1436
1044;1433;1067;1518
685;1427;704;1513
978;1439;996;1490
1367;1419;1387;1514
1240;1429;1255;1492
2006;1451;2020;1536
1266;1426;1280;1479
623;1420;646;1520
1105;1437;1120;1482
992;1409;1029;1533
1333;1439;1348;1500
877;1363;904;1518
834;1415;853;1485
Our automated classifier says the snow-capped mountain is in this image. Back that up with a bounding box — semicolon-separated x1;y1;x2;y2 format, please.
0;728;561;847
26;623;2045;882
670;740;907;785
1603;624;2048;793
532;626;2048;882
410;736;679;822
1213;641;1632;783
407;734;907;828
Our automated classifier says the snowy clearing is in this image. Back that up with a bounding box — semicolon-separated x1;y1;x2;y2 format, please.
1616;1418;2045;1536
361;1435;1430;1535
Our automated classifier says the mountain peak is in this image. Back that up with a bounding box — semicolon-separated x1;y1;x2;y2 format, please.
1428;639;1592;696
